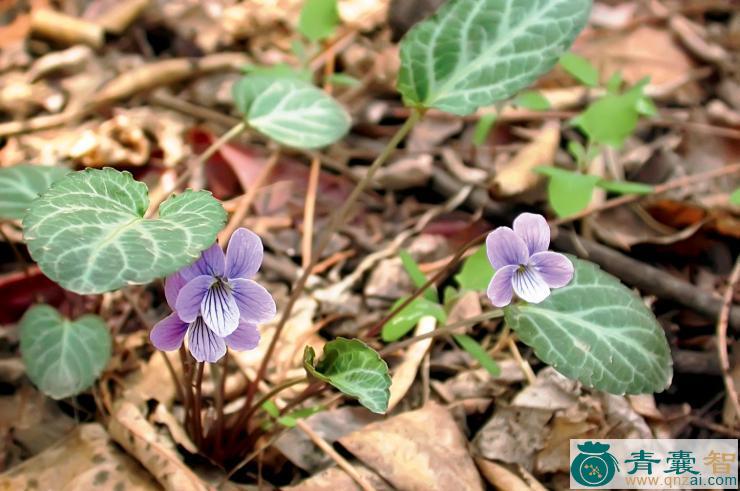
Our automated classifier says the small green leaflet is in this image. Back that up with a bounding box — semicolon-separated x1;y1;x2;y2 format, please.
536;166;599;217
382;296;447;342
399;249;437;302
559;53;598;87
397;0;592;115
453;334;500;376
597;180;653;196
23;168;226;294
514;91;551;111
299;0;340;42
233;74;351;149
731;188;740;205
262;400;323;428
505;256;672;394
303;338;391;414
326;73;361;87
20;304;111;399
572;78;653;148
0;165;70;220
473;113;497;146
454;245;494;291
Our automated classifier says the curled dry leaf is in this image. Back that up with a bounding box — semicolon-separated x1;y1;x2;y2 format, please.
363;154;434;190
285;463;393;491
108;401;210;491
490;120;560;198
339;402;484;491
387;315;436;411
0;423;159;490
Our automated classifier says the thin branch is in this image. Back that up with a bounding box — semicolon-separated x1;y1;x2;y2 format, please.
717;255;740;424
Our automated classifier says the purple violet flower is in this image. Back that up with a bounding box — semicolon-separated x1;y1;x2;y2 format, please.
150;228;276;363
486;213;574;308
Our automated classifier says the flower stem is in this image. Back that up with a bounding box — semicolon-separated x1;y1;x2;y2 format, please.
193;361;205;446
240;109;423;421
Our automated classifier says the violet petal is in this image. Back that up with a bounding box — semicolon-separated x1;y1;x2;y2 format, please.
512;266;550;304
188;317;226;363
530;251;574;288
200;281;241;337
164;272;187;309
487;264;517;308
150;313;189;351
230;278;277;324
486;226;529;269
225;320;260;351
513;212;550;255
176;275;214;322
180;243;225;280
225;228;263;279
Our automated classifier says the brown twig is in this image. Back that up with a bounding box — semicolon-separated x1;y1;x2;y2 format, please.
218;150;280;244
717;256;740;424
301;156;321;270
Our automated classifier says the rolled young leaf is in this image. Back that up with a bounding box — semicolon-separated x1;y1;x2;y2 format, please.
304;338;391;414
397;0;592;115
20;304;111;400
504;256;672;395
23;168;226;294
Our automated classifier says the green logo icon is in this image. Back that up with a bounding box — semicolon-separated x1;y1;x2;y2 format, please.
571;441;620;487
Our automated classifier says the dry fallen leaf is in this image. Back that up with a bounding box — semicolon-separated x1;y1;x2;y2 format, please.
108;401;210;491
0;423;159;490
490;120;560;198
387;315;436;411
339;402;484;491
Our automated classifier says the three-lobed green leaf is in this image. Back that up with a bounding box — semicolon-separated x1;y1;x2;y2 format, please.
23;168;226;294
559;52;599;87
382;296;447;342
536;166;599;217
233;74;351;149
298;0;340;42
505;256;673;394
304;338;391;414
20;304;111;399
397;0;592;115
0;165;71;220
454;245;495;291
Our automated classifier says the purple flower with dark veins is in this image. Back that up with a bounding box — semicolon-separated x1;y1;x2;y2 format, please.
486;213;574;308
150;228;276;363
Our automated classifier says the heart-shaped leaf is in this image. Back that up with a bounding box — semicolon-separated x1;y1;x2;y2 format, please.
23;167;226;294
233;75;351;149
20;304;111;399
504;257;672;394
397;0;592;115
0;165;71;220
304;338;391;414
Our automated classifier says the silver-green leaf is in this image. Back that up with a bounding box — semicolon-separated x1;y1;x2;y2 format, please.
397;0;592;115
505;257;672;395
23;167;226;294
304;338;391;414
0;165;71;220
20;304;111;400
233;75;351;149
